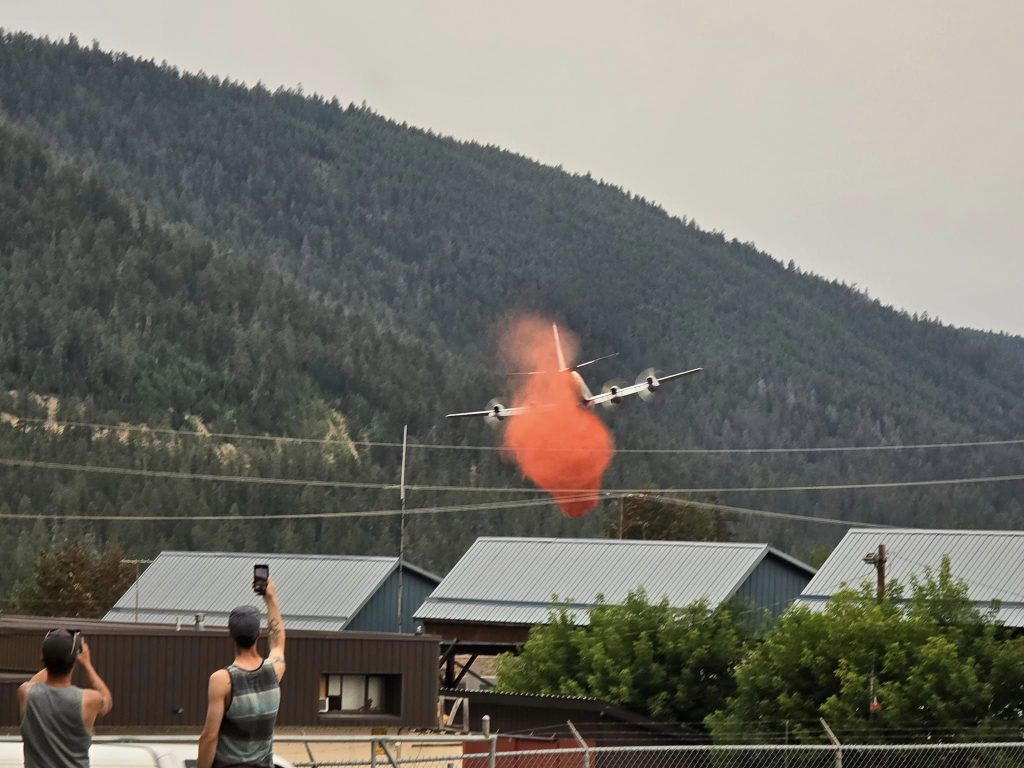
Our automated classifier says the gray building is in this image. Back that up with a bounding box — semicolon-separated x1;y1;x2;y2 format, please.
105;551;440;633
800;528;1024;626
415;536;815;645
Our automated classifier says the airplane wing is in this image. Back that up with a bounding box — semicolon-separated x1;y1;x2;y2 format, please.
586;367;702;407
445;405;531;420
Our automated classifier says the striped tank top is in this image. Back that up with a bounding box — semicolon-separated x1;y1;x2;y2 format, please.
213;661;280;768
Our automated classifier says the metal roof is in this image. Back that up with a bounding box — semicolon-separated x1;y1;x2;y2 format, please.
104;551;439;631
799;528;1024;626
415;537;812;626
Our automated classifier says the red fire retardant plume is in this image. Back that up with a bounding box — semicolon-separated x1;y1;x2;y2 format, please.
501;317;613;517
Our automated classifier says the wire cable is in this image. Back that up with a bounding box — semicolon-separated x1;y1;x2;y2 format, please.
1;455;1023;495
407;479;1024;495
0;487;887;529
0;456;398;490
0;493;598;522
638;495;894;529
8;415;1024;455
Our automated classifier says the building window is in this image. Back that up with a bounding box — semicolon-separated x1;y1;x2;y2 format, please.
319;674;399;715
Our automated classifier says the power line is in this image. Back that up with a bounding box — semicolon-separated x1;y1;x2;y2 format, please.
0;493;593;522
0;485;885;529
1;456;1023;496
0;456;398;490
9;416;1024;455
640;495;893;529
407;479;1024;495
622;474;1024;494
11;416;371;451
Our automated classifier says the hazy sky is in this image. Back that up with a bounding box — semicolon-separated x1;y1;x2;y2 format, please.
4;1;1022;335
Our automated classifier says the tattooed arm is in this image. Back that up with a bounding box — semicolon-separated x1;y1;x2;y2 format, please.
262;578;286;681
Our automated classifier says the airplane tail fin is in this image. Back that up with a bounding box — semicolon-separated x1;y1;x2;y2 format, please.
553;323;568;372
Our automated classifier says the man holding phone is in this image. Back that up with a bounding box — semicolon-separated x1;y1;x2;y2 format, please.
198;567;286;768
18;629;113;768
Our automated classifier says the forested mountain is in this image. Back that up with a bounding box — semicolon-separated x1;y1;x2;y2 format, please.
0;31;1022;599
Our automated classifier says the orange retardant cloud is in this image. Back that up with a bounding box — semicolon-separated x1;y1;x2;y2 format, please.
500;316;613;517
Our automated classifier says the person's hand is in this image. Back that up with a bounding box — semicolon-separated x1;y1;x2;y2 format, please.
77;638;93;669
261;577;277;603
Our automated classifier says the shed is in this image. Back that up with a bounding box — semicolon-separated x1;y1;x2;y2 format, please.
799;528;1024;626
104;551;440;634
416;537;814;645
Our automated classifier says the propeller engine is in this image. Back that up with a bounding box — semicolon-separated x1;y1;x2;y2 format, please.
484;399;507;427
600;379;628;409
637;368;661;402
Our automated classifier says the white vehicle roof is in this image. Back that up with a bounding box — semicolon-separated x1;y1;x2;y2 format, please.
0;740;293;768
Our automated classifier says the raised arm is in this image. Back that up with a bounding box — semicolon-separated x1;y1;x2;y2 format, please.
263;578;286;680
17;669;48;719
77;640;113;730
198;669;230;768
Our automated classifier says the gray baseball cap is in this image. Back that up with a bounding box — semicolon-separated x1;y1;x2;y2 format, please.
228;605;261;643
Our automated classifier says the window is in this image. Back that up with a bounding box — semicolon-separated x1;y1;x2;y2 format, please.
319;674;399;715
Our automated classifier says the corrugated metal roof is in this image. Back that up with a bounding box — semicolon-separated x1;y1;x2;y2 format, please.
799;528;1024;626
415;537;809;625
104;551;435;631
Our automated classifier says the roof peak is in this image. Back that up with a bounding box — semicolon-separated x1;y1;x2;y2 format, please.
159;550;400;562
845;528;1024;537
474;536;768;550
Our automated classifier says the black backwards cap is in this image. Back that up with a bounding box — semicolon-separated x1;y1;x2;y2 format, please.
42;629;78;667
228;605;261;643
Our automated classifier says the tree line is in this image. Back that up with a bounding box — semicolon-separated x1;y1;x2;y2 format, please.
496;558;1024;743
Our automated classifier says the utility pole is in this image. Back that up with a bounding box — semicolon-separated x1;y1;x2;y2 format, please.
121;558;153;623
863;544;887;602
396;425;408;633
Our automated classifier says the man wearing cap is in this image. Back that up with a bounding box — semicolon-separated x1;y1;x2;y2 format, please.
199;578;286;768
18;629;113;768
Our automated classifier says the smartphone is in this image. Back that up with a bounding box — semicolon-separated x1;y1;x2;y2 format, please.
69;630;82;659
253;564;269;596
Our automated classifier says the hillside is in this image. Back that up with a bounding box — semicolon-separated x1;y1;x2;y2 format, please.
0;31;1023;594
0;120;572;598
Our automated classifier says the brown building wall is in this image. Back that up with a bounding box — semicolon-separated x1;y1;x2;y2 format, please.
0;618;439;732
0;680;27;728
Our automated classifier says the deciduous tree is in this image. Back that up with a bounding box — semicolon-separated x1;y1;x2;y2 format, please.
496;588;746;725
707;557;1018;742
8;540;137;618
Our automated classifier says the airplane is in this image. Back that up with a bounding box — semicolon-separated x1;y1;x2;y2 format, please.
446;324;702;423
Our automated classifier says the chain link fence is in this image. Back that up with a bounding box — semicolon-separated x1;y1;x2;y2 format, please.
11;732;1021;768
591;744;1024;768
291;740;1024;768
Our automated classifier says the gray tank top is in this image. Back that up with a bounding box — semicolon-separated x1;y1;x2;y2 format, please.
20;684;91;768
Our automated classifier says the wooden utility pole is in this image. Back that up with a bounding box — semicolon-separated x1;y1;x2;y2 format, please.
863;544;887;602
396;425;408;633
121;558;153;623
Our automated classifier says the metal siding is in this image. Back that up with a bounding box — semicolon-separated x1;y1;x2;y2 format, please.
799;528;1024;626
104;552;437;632
346;573;397;633
736;554;813;620
402;571;441;633
0;681;23;726
346;569;438;633
417;537;811;626
104;551;395;627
